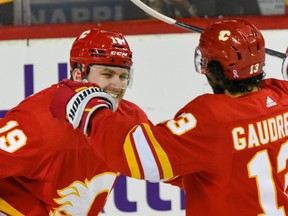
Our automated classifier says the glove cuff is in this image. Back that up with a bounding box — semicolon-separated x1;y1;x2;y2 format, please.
66;87;116;130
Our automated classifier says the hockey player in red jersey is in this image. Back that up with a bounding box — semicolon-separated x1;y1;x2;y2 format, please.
0;28;149;215
51;19;288;215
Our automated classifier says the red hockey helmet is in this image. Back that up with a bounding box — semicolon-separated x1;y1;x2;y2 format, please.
70;28;133;76
195;19;265;80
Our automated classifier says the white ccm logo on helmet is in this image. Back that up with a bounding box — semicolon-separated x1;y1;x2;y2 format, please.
218;30;231;41
110;51;129;57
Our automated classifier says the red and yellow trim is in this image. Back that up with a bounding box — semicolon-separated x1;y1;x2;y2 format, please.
123;125;142;179
0;0;12;4
0;198;24;216
142;124;173;179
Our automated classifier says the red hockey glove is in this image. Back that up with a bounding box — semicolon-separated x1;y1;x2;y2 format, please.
50;79;116;135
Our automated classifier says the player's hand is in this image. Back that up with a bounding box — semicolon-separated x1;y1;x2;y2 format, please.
50;79;116;135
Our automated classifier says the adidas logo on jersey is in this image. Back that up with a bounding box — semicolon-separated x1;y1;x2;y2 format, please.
266;96;277;108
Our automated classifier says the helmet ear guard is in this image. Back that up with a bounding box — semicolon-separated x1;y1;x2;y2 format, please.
197;19;265;80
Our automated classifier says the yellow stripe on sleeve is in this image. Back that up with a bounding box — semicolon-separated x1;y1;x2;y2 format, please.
0;198;24;216
142;123;174;179
0;0;12;4
123;126;141;179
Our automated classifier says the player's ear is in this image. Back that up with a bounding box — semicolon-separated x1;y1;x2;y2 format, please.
71;69;83;82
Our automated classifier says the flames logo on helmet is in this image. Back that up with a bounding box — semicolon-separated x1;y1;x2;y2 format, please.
218;30;231;42
196;19;265;80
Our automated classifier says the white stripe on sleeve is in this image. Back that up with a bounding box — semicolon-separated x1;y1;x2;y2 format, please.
132;126;160;181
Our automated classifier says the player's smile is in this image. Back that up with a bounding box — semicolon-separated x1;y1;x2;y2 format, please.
107;91;121;99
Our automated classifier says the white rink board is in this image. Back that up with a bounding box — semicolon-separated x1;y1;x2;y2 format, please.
0;29;287;215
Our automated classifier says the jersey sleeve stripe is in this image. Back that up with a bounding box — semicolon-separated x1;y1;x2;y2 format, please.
123;126;142;179
0;198;24;216
142;123;174;179
131;125;160;181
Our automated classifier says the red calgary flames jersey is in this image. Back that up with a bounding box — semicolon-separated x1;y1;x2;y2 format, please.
88;78;288;216
0;83;148;215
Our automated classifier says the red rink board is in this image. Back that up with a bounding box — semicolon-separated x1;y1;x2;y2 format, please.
0;15;288;40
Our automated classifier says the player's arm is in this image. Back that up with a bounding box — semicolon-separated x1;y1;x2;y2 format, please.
50;81;213;182
90;107;215;183
50;81;174;180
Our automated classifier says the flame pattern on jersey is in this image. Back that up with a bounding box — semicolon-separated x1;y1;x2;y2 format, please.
49;173;118;216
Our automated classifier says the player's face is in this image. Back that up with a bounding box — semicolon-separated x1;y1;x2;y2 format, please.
87;65;130;104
